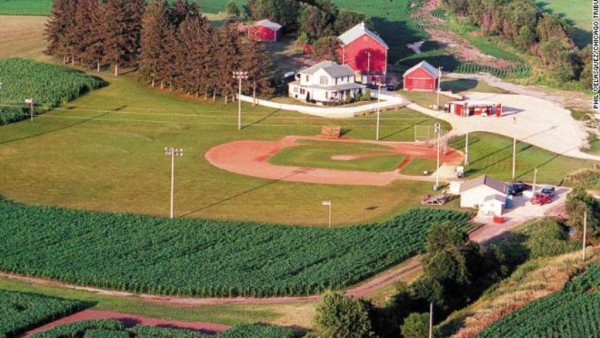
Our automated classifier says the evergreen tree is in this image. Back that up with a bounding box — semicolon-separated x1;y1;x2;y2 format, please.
240;37;272;103
45;0;76;62
104;0;144;76
216;23;242;103
140;0;171;86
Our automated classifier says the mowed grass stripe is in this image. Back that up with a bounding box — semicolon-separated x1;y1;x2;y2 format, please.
0;200;472;297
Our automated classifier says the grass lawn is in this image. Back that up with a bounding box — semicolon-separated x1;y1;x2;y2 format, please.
400;157;436;176
400;90;453;109
584;138;600;156
441;78;509;94
269;140;406;172
0;16;50;61
451;132;598;186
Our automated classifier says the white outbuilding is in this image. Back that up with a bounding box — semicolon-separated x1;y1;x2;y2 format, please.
459;175;507;210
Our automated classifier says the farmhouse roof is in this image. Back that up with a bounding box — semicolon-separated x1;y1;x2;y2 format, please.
403;61;440;78
338;22;389;49
460;175;506;194
254;19;282;30
289;80;364;91
299;60;356;78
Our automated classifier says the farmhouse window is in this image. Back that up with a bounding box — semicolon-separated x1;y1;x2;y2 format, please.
293;87;298;93
320;76;328;85
300;88;305;95
305;75;310;82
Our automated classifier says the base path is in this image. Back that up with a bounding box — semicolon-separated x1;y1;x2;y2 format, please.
22;309;230;337
205;135;463;186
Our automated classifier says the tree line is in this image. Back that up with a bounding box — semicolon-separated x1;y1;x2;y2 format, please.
441;0;591;88
241;0;369;61
45;0;272;102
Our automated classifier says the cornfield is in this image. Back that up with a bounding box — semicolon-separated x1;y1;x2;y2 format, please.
0;58;105;125
0;290;84;337
0;200;473;297
478;262;600;337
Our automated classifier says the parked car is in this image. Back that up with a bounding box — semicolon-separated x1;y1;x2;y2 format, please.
531;193;552;205
507;182;532;196
387;83;400;91
540;185;556;198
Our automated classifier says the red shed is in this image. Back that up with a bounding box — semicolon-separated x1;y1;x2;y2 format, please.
248;19;282;42
337;22;388;84
403;61;440;91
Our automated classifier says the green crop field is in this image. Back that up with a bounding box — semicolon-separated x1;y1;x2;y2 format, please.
450;132;598;186
478;261;600;337
269;140;407;172
0;199;472;297
32;319;296;338
0;58;105;124
0;289;84;337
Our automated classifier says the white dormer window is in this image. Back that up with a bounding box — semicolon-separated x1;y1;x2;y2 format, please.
306;75;310;82
320;76;328;85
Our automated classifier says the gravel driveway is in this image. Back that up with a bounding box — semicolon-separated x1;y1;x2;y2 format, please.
406;92;600;161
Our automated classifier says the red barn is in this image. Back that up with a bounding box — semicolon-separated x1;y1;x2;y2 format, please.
248;19;282;42
337;22;388;84
403;61;440;91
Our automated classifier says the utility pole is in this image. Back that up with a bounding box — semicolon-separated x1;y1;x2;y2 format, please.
322;200;332;228
464;131;469;166
429;302;434;338
583;210;588;261
164;147;183;219
375;82;384;141
232;71;248;130
24;98;34;122
366;52;371;83
512;117;517;181
436;67;443;109
434;123;441;191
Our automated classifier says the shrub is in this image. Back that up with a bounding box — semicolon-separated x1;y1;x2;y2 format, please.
314;292;374;338
400;313;429;338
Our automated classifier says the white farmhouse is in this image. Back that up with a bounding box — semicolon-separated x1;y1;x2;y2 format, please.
288;60;365;103
459;175;507;210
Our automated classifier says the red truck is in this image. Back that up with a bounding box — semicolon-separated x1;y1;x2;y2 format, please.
531;193;552;205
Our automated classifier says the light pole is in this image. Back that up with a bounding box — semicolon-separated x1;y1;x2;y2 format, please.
375;82;384;141
428;302;434;338
464;131;469;166
24;98;33;122
434;123;441;191
165;147;183;219
512;117;517;181
436;67;443;109
232;71;248;130
322;200;332;228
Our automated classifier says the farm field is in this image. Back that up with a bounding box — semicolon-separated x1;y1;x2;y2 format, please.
0;289;84;337
269;140;407;172
31;319;295;338
478;261;600;337
0;58;105;124
450;132;598;186
0;200;472;297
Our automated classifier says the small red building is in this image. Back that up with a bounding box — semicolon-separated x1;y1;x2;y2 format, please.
337;22;388;84
447;100;503;117
248;19;282;42
403;61;440;91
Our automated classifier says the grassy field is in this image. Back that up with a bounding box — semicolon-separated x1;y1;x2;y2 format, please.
451;132;598;186
269;140;407;172
400;158;435;176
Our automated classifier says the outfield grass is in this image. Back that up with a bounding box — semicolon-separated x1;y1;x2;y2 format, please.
441;78;509;94
269;140;406;172
451;132;598;186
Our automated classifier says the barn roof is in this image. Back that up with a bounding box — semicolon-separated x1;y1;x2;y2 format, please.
338;22;389;49
254;19;282;30
299;60;355;78
460;175;506;194
403;61;440;78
